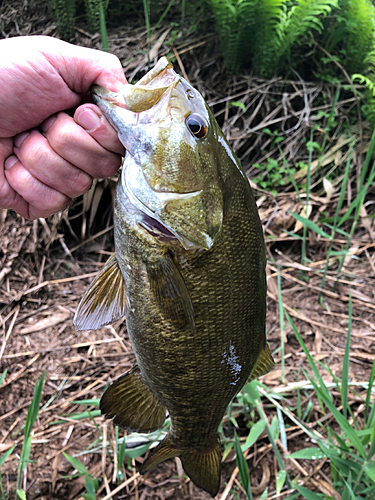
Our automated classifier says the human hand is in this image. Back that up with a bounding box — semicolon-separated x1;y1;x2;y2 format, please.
0;36;126;219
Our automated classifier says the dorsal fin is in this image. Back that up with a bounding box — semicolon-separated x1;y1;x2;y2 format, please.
74;254;126;331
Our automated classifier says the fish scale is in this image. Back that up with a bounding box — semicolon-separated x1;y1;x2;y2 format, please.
74;57;274;497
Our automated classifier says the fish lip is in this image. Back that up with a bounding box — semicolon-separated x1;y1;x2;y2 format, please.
91;85;129;109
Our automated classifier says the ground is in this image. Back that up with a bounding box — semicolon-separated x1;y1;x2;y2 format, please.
0;1;374;499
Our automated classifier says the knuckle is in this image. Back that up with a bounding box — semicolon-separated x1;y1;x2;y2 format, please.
96;154;122;179
67;170;92;195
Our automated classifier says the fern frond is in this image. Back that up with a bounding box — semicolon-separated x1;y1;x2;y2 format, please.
210;0;259;73
250;0;286;76
47;0;76;40
84;0;109;34
340;0;375;74
278;0;339;62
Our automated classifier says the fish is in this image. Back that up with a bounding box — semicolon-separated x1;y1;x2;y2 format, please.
74;57;274;497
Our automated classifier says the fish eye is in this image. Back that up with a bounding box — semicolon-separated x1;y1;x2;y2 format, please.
186;113;208;139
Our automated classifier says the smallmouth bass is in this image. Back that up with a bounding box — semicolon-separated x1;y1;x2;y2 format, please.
74;57;274;497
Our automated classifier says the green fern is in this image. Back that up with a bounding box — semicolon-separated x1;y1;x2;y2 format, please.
275;0;339;70
209;0;339;75
84;0;109;34
340;0;375;74
210;0;259;74
47;0;76;40
250;0;286;76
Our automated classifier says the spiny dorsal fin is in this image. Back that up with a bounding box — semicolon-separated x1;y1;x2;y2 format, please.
147;253;195;331
74;254;126;331
248;343;275;383
100;365;166;433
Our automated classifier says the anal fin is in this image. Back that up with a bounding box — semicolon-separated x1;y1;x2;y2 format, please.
74;253;126;331
100;365;165;433
248;343;275;382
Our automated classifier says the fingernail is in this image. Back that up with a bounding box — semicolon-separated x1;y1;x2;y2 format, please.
14;132;29;148
41;115;57;133
76;108;101;131
4;155;18;170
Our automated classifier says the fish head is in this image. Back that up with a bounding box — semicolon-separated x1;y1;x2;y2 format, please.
91;57;223;251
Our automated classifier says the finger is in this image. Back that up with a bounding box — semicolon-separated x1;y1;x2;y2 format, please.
13;128;93;198
74;104;125;156
42;111;123;179
5;155;70;219
0;138;29;217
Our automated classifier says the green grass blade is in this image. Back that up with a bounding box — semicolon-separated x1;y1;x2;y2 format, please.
277;265;286;383
342;294;352;419
17;372;45;492
234;432;252;500
286;311;330;399
359;128;375;192
305;372;367;458
320;141;353;291
364;358;375;425
292;481;325;500
241;418;266;452
0;444;16;467
63;452;90;475
302;130;313;266
277;407;287;451
99;0;108;52
0;369;7;387
288;211;332;239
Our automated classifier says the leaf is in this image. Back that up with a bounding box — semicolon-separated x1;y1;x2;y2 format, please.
242;419;267;452
230;101;246;112
270;414;280;442
364;462;375;483
63;452;90;475
289;211;331;238
291;481;325;500
323;177;334;201
289;447;327;460
234;432;252;499
276;469;287;494
16;490;27;500
0;369;7;388
0;444;16;467
294;204;313;232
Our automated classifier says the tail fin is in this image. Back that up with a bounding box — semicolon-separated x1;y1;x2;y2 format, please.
140;434;221;497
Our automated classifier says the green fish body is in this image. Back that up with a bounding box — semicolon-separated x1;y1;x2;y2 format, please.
74;58;274;497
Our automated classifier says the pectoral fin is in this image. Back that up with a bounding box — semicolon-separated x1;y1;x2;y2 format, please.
100;365;165;432
248;343;275;382
147;254;195;331
74;254;126;331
